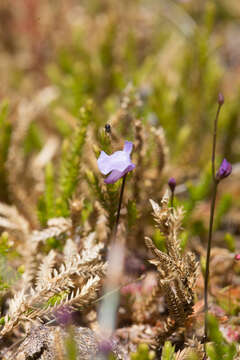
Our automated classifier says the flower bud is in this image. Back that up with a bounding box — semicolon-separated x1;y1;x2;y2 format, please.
216;158;232;181
168;177;176;193
218;93;224;105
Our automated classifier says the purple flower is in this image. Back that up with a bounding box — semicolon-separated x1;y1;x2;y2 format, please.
124;254;146;275
168;177;176;192
97;141;135;184
216;158;232;181
235;254;240;261
98;339;113;355
54;306;73;326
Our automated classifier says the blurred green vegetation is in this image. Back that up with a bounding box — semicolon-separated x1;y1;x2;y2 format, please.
206;314;237;360
0;232;19;292
131;344;155;360
161;341;175;360
0;101;12;202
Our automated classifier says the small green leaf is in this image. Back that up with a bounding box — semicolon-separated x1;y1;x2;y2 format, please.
161;341;175;360
153;229;166;252
224;233;235;253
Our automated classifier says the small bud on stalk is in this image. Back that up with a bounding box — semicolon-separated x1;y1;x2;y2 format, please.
218;92;224;106
168;177;176;193
216;158;232;181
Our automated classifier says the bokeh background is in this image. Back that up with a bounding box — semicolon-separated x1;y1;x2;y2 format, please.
1;0;240;162
1;0;240;231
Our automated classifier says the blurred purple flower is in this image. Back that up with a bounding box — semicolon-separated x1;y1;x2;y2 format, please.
216;158;232;181
97;141;135;184
98;339;114;355
124;254;146;275
168;177;176;192
235;254;240;261
54;306;73;326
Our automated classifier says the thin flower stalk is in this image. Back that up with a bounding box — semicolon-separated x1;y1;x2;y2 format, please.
204;93;232;340
97;140;135;341
113;173;127;239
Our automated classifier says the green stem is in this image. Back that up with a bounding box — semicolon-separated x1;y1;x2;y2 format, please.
204;179;218;339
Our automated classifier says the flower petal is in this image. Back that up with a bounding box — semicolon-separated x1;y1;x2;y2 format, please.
110;151;131;169
104;163;135;184
124;163;135;173
104;170;124;184
123;141;133;154
97;151;112;175
97;150;132;174
97;140;135;182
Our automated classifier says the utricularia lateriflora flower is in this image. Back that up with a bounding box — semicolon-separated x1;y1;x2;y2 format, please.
97;141;135;184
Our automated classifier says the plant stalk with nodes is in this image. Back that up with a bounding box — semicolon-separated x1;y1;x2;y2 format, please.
204;93;232;340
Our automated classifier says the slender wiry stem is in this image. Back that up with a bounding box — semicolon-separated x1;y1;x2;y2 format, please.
98;174;127;341
113;174;127;239
204;179;218;339
212;104;222;181
170;190;174;212
204;96;224;340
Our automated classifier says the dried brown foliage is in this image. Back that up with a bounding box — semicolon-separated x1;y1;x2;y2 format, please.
0;224;106;339
145;192;199;343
